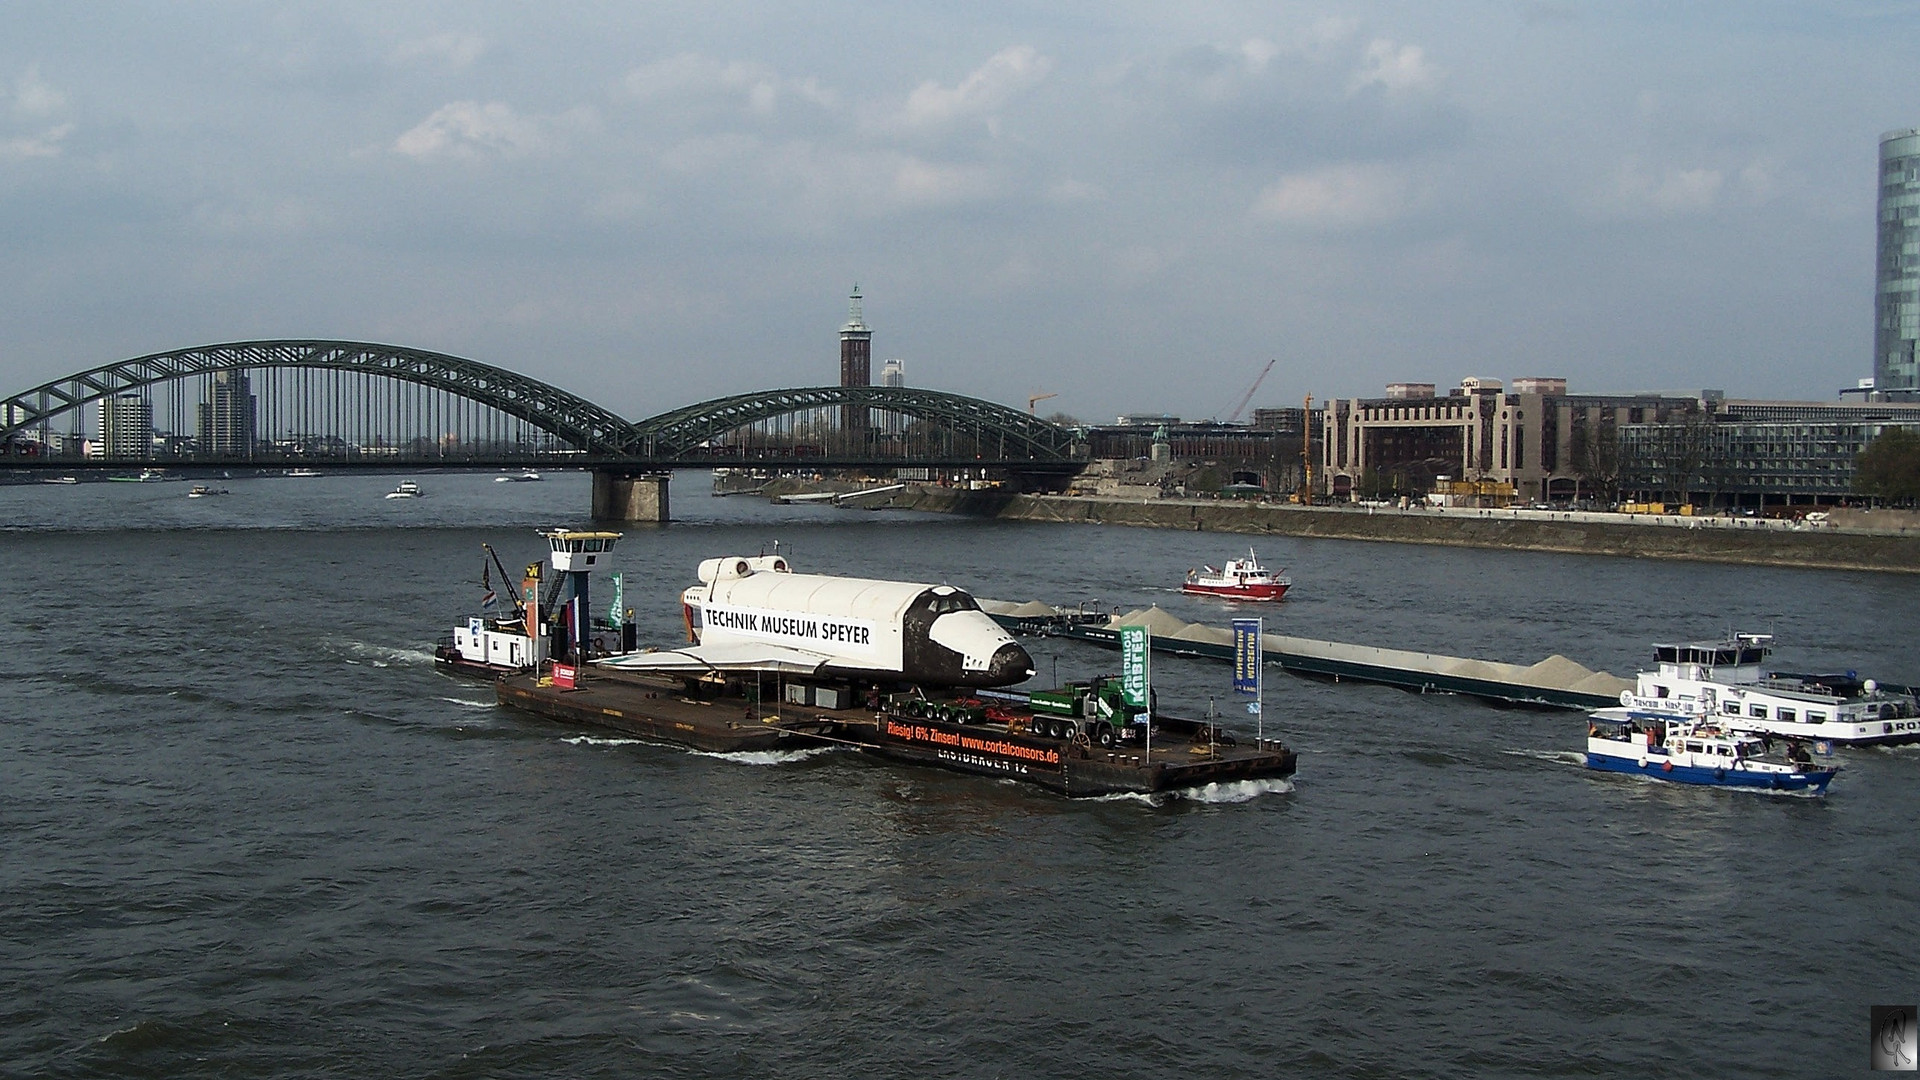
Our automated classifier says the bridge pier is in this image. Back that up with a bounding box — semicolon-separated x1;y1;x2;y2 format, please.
592;472;671;523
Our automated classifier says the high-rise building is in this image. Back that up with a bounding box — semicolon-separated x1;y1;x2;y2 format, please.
98;393;152;459
1876;129;1920;395
839;284;872;433
197;370;257;456
879;358;905;434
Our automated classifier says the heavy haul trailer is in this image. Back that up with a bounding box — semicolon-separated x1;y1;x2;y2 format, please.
886;677;1145;746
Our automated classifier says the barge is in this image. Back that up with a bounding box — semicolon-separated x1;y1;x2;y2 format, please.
494;668;1298;796
495;667;827;753
465;544;1297;797
988;603;1629;710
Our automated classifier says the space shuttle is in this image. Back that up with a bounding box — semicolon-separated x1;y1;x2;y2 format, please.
596;554;1035;688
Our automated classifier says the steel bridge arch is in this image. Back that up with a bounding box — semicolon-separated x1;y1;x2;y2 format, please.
625;385;1080;460
0;340;636;453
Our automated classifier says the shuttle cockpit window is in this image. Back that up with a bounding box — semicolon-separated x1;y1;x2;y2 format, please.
925;592;979;615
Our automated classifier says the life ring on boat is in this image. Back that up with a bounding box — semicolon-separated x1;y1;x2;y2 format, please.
1662;761;1673;772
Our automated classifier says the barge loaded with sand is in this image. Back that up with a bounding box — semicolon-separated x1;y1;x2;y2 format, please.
982;601;1631;710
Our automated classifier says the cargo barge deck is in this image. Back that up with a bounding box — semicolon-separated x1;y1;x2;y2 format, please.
492;669;1297;797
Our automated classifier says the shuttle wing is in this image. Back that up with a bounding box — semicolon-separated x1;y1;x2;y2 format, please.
595;641;835;676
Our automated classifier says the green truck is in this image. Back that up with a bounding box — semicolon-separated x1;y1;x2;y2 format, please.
1026;677;1150;747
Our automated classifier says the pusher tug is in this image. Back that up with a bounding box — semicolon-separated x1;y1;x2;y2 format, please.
476;547;1298;797
1584;710;1838;794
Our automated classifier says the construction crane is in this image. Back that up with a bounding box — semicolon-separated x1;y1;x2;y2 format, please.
1220;358;1277;424
1300;393;1314;504
1028;392;1058;415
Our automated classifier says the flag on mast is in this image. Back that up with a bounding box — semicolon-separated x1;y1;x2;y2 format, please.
1232;616;1264;742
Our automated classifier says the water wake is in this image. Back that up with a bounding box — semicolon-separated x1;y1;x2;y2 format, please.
693;746;844;766
563;735;648;748
1502;749;1588;767
1172;776;1297;803
325;638;437;668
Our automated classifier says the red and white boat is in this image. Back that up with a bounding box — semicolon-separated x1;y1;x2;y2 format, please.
1181;549;1290;601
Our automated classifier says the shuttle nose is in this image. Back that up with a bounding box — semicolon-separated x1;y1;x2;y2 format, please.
987;641;1035;685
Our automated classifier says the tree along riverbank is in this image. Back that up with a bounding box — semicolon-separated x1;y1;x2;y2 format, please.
757;480;1920;575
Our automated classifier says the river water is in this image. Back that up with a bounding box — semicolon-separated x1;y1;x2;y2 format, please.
2;473;1915;1078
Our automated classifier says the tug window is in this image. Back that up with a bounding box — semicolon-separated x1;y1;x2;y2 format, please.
1777;708;1796;723
1722;702;1740;715
1749;704;1768;718
1806;711;1827;724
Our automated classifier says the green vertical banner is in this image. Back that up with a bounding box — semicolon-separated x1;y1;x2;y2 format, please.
608;571;624;625
1119;625;1151;709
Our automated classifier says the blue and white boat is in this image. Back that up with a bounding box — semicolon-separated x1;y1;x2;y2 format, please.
1585;710;1838;794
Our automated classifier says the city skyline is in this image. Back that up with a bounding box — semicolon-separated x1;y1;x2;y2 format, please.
3;4;1918;423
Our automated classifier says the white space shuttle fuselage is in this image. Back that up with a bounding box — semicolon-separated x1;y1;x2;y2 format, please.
653;554;1033;688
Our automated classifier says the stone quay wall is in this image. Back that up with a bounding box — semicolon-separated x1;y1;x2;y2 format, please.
756;479;1920;574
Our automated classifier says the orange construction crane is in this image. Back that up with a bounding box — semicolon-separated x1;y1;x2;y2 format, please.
1028;392;1058;415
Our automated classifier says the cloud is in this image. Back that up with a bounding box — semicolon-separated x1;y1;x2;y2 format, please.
392;101;559;161
0;122;73;161
1597;158;1726;216
899;46;1052;129
1252;163;1413;229
1352;39;1439;93
10;64;66;117
757;142;1003;213
623;54;835;118
390;32;486;71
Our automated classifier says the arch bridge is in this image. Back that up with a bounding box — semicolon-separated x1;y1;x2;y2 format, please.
0;340;1086;519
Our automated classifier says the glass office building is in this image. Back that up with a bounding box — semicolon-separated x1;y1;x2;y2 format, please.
1877;129;1920;393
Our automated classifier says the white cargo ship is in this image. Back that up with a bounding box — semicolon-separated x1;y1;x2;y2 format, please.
1616;634;1920;747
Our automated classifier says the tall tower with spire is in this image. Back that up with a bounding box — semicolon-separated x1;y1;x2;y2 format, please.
839;284;873;433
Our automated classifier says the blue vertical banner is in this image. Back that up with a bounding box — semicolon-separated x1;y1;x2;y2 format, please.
1231;618;1262;695
1119;625;1151;709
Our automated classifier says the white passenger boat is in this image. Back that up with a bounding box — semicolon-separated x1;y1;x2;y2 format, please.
1617;634;1920;747
384;480;423;499
493;471;542;482
1585;711;1838;794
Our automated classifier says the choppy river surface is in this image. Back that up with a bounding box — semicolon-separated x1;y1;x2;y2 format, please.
3;472;1916;1078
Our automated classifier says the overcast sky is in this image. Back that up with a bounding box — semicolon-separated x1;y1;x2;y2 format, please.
2;2;1916;424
